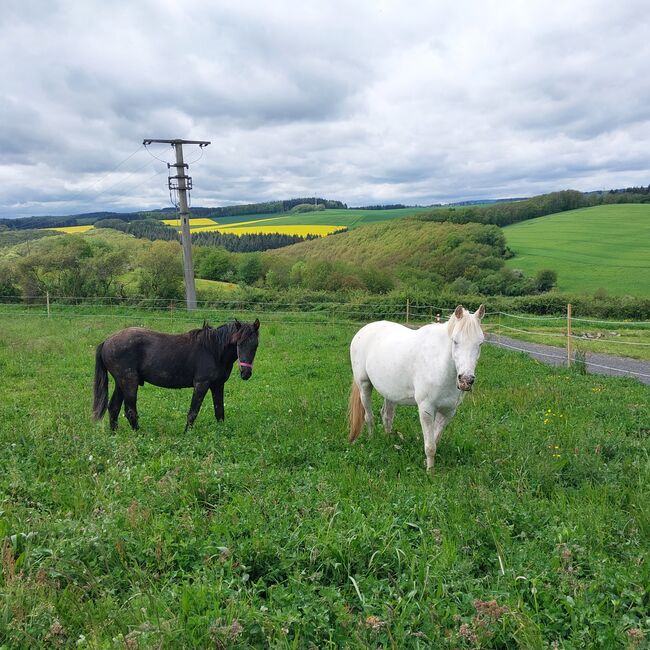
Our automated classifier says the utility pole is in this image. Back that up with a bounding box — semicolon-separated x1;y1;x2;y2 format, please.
143;138;210;310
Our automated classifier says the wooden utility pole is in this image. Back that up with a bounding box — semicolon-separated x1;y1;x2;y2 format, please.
567;303;573;367
143;138;210;310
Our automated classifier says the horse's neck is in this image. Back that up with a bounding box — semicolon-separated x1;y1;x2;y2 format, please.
209;326;237;362
418;324;457;383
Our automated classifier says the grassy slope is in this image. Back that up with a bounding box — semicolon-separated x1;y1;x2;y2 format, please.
504;204;650;297
1;307;648;647
265;219;465;271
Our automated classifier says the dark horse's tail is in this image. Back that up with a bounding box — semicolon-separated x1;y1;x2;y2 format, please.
92;342;108;420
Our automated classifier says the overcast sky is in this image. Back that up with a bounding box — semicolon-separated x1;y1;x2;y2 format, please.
1;0;649;217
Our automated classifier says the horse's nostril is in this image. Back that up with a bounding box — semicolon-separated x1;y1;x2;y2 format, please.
468;376;475;384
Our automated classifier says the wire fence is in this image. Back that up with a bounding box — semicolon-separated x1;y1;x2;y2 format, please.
1;295;649;376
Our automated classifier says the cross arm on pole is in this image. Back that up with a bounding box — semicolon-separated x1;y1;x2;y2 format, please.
143;139;211;146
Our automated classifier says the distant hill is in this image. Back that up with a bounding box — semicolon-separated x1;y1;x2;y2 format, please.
0;198;347;230
265;217;516;292
504;204;650;297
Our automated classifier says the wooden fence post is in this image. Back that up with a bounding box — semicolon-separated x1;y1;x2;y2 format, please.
567;303;572;367
46;291;50;318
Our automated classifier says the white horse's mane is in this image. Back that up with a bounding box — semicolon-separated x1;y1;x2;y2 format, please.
446;308;483;339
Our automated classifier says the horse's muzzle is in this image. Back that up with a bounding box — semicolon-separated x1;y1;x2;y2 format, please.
457;374;475;391
240;367;252;380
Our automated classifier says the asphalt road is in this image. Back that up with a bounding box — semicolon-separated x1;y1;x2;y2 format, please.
486;333;650;386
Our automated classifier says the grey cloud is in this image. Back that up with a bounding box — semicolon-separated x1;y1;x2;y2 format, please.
1;0;650;217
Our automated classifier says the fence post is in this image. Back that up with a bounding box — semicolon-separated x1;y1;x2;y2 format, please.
46;291;50;318
406;298;410;324
567;303;572;367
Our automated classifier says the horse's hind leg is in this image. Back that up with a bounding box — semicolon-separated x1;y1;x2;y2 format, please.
121;376;139;431
381;399;395;434
359;380;375;437
108;383;124;431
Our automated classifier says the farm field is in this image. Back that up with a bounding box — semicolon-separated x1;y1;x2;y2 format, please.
164;207;432;236
44;225;95;234
1;307;649;647
38;207;431;238
182;207;431;230
503;204;650;297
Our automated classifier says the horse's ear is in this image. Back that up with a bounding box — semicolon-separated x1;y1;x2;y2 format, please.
234;319;242;330
253;318;260;331
202;319;209;329
475;304;485;320
454;305;464;319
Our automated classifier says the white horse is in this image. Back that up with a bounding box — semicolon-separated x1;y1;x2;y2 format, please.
348;304;485;471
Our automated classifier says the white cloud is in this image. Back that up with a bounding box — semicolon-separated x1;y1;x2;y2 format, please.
1;0;649;216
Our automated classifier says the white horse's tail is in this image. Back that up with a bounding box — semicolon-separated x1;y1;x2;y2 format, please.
348;381;364;443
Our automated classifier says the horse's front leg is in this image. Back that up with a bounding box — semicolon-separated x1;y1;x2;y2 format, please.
433;410;452;448
185;380;210;431
381;399;396;434
418;404;437;472
210;382;225;422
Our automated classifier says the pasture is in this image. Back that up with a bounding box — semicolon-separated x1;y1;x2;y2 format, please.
504;204;650;297
1;307;649;648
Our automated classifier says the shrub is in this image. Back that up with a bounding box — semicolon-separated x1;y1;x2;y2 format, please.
137;240;184;300
535;269;558;292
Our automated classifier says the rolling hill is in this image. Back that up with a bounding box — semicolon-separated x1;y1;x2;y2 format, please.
503;204;650;297
265;218;509;285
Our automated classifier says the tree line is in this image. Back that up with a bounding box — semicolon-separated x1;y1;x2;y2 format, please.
415;187;650;227
191;230;321;252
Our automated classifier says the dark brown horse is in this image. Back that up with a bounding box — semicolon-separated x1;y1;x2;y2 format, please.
92;319;260;431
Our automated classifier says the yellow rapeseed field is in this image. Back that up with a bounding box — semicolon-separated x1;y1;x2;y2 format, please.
197;225;343;237
46;225;95;234
162;218;217;227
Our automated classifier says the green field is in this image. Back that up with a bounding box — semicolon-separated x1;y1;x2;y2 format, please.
198;208;431;230
1;307;649;647
504;204;650;297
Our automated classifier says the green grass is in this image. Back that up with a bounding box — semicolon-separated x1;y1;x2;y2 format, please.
504;204;650;297
1;307;649;648
205;208;432;230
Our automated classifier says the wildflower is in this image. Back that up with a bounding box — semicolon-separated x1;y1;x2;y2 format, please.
365;615;387;631
627;628;645;649
459;623;478;644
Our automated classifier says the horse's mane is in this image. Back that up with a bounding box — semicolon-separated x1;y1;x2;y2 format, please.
191;321;256;352
187;321;232;351
446;309;483;340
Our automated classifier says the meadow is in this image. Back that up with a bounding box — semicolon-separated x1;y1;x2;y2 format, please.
1;306;649;648
504;205;650;298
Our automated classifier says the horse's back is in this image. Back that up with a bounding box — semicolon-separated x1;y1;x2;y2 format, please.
351;321;418;356
101;327;197;388
350;321;423;401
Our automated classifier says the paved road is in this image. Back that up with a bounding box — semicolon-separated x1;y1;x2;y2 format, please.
486;333;650;385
